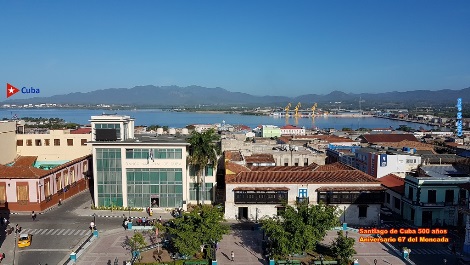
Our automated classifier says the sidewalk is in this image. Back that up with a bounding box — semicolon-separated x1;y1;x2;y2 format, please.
1;227;17;265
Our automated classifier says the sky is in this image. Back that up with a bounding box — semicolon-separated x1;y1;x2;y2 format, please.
1;1;470;98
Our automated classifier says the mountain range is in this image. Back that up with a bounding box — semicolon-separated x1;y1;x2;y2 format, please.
2;85;469;107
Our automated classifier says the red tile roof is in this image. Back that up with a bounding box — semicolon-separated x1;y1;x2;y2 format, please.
70;128;92;134
360;134;418;143
245;154;275;164
225;161;250;174
379;174;405;194
379;140;435;152
227;170;379;184
0;155;91;179
224;150;243;161
250;164;319;171
281;125;302;129
315;163;355;171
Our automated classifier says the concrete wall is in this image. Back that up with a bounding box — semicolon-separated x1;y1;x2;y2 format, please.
0;121;17;164
17;130;91;161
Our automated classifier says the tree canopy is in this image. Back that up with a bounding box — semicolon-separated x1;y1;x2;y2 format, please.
187;128;220;204
331;231;356;265
261;202;340;259
159;205;229;257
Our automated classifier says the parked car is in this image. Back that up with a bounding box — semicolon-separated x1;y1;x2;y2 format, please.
17;233;32;248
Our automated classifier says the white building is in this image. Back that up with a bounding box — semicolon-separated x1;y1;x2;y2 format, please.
224;160;384;226
280;125;305;136
88;115;216;210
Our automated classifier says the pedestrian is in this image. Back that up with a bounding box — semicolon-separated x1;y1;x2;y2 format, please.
90;221;95;231
58;198;62;206
15;224;19;234
32;211;37;221
142;217;147;227
231;251;234;262
124;219;128;230
158;216;162;223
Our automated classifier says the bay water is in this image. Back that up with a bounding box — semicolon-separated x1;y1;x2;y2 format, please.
0;108;437;130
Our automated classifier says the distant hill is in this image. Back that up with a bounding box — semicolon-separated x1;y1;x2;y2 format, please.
2;85;469;107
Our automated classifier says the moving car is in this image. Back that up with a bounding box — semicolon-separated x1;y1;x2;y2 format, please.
17;233;31;248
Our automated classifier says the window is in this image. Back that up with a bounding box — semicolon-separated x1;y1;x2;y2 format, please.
304;158;308;166
205;165;213;176
26;139;32;146
408;187;414;200
35;139;41;146
0;185;6;205
67;139;73;146
445;190;454;204
277;206;286;216
16;184;29;201
406;159;416;163
54;139;60;146
45;139;50;146
358;205;368;218
386;193;390;204
394;197;400;210
298;188;308;198
428;190;437;203
81;139;87;146
17;139;23;146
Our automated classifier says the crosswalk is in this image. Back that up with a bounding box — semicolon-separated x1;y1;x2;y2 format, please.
408;248;453;255
20;228;90;236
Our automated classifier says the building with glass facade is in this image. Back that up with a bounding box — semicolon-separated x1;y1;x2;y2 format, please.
89;115;216;210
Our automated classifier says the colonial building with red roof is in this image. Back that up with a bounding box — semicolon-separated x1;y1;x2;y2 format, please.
379;174;405;215
0;155;91;212
280;125;305;136
224;158;384;226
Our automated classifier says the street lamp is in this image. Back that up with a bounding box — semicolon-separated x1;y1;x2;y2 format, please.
345;231;348;238
93;213;97;225
443;258;447;265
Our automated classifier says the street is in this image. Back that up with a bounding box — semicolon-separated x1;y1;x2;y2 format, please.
6;191;123;265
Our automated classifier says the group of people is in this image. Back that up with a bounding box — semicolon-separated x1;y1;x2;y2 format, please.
122;216;164;230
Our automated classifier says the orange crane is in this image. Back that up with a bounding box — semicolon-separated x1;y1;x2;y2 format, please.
294;102;302;117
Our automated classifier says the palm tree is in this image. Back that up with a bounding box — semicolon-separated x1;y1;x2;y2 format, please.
187;128;220;205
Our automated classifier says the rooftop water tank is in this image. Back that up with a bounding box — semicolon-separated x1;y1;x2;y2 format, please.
169;128;176;135
156;128;164;135
181;128;189;135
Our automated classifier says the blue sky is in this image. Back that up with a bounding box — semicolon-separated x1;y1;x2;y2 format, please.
1;1;470;98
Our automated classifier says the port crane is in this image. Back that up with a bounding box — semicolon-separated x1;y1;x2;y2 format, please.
294;102;301;117
311;103;318;116
284;103;291;117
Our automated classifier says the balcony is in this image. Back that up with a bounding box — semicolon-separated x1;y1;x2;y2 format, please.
419;202;445;207
296;197;309;204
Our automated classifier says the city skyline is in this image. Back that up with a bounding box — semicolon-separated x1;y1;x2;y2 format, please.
1;1;470;98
